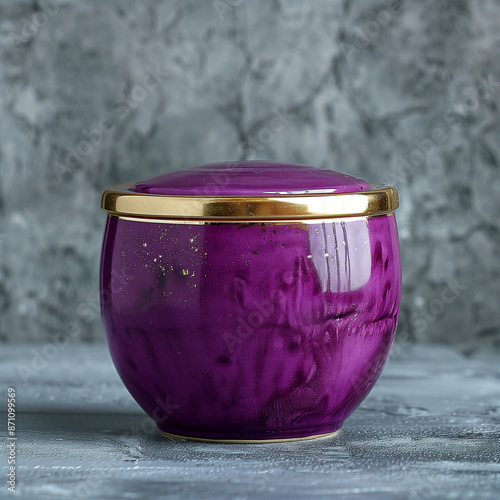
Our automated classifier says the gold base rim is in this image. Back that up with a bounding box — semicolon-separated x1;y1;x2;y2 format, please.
161;429;340;443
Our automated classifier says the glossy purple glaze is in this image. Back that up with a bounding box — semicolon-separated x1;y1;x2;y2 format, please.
134;161;371;196
100;214;401;440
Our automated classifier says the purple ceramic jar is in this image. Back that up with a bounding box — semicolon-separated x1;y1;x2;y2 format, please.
100;161;401;442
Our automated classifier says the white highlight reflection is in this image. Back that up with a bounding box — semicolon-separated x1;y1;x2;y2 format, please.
308;219;371;292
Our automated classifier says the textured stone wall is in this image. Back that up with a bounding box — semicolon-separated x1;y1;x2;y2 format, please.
0;0;499;344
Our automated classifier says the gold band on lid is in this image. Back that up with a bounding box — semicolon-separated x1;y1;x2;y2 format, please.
101;182;399;222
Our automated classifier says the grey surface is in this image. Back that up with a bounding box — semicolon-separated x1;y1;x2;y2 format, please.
0;343;499;499
0;0;500;344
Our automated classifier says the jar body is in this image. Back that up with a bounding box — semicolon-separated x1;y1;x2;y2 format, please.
100;214;401;441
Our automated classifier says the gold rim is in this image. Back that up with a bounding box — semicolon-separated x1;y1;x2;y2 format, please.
101;182;398;222
161;429;340;443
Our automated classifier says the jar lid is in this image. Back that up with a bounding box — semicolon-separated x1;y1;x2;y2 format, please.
101;161;398;222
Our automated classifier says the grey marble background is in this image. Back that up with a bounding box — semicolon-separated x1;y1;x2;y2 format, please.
0;0;499;344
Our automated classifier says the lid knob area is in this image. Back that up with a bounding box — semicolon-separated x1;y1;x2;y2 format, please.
101;161;399;222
